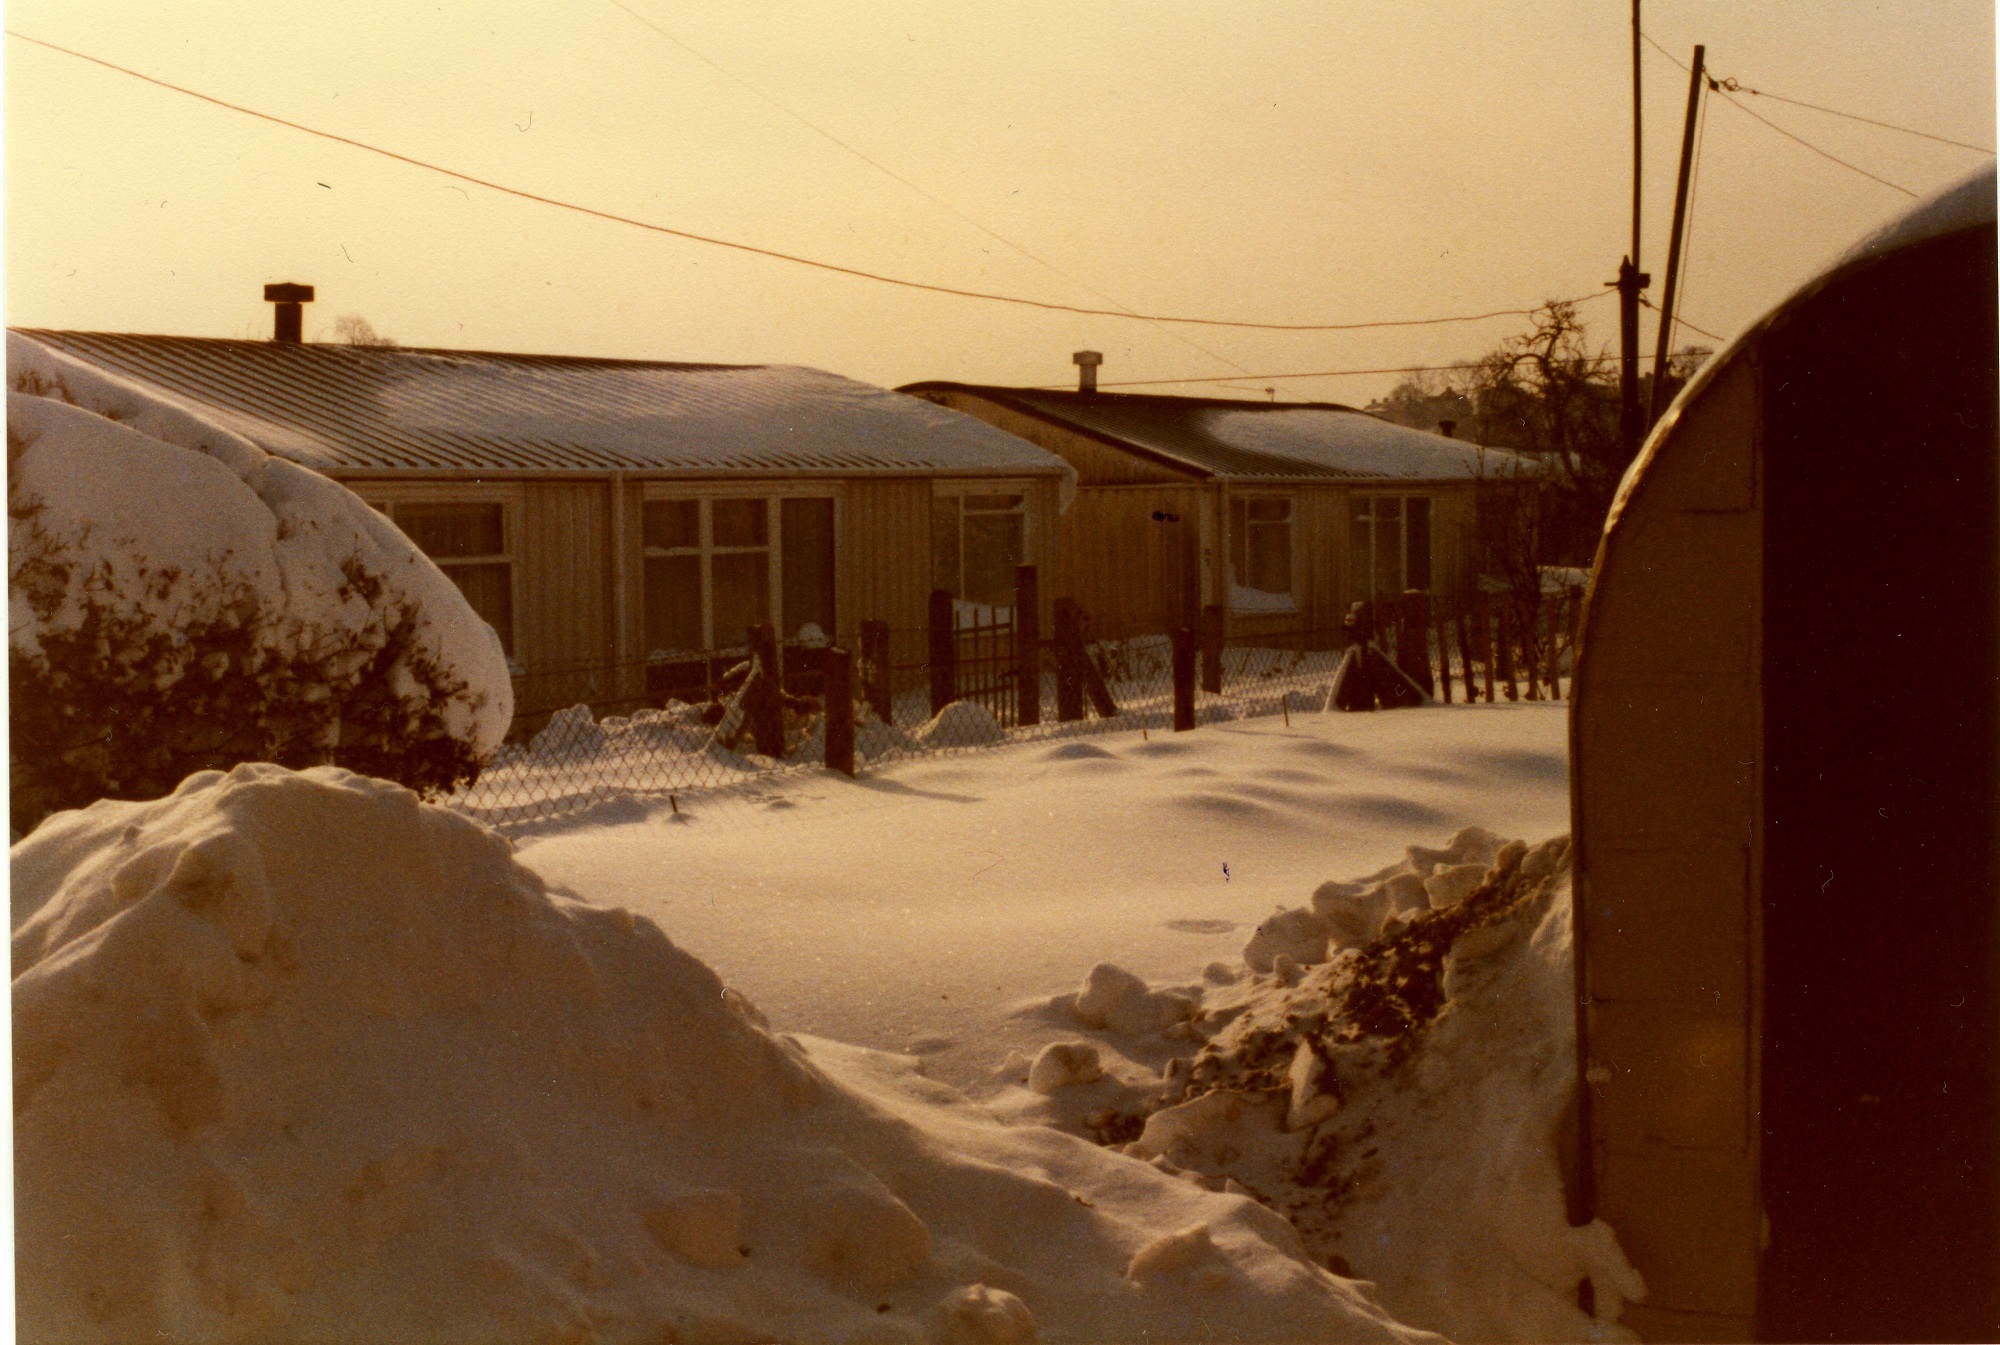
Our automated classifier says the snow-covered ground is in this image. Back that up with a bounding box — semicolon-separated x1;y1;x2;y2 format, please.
15;701;1630;1342
518;702;1571;1095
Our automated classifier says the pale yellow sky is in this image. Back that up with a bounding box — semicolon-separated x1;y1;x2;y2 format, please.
7;1;1995;405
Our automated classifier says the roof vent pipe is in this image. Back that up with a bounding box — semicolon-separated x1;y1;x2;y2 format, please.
1437;419;1457;438
1073;350;1103;394
264;283;315;343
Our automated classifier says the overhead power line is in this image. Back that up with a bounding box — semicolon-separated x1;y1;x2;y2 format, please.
600;0;1255;376
10;29;1603;335
1639;33;1919;197
1715;79;1995;156
1710;84;1918;198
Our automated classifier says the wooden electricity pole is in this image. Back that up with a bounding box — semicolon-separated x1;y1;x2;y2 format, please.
1614;0;1651;471
1649;45;1707;425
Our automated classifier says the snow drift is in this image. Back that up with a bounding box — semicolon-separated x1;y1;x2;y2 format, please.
11;765;1435;1343
997;832;1644;1343
7;333;511;831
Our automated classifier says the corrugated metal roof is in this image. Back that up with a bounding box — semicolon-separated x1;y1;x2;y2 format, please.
11;332;1069;478
902;383;1505;482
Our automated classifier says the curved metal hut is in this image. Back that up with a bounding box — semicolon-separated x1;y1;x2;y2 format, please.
1570;166;1997;1342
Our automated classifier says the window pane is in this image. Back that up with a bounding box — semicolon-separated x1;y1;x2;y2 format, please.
1374;497;1404;595
962;494;1024;512
1247;497;1291;522
1248;521;1292;594
711;551;770;650
398;502;503;559
781;497;836;640
1405;497;1433;591
932;497;961;595
712;498;769;548
444;561;513;655
644;553;703;655
643;499;699;550
962;512;1024;607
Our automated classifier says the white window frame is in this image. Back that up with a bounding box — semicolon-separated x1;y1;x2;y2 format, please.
359;484;522;667
1227;491;1298;614
1348;492;1435;601
932;479;1035;620
640;484;840;655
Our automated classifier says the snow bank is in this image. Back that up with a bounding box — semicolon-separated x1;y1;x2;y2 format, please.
994;832;1642;1343
8;334;512;822
12;765;1435;1343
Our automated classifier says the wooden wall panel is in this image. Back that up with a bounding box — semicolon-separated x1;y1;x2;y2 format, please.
517;480;613;675
838;478;932;652
921;391;1196;486
1571;353;1763;1335
1057;485;1207;637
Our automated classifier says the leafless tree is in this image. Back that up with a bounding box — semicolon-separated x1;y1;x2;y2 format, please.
333;314;397;348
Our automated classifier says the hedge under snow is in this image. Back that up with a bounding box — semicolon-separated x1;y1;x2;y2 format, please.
7;333;512;831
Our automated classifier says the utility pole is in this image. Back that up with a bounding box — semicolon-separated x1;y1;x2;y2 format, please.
1649;45;1706;425
1614;0;1651;470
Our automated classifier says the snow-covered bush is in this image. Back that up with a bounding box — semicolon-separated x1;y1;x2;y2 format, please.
7;335;512;833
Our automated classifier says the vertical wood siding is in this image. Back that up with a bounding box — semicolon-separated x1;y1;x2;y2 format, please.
838;479;932;651
1057;485;1208;637
517;480;613;676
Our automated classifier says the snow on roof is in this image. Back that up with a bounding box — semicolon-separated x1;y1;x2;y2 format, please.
903;384;1520;482
9;332;1073;480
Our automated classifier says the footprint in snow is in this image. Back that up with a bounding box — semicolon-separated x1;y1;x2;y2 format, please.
1165;918;1237;935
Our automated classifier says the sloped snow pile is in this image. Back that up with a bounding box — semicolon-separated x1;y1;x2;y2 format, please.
11;764;1436;1344
7;333;512;832
997;833;1644;1343
915;700;1007;748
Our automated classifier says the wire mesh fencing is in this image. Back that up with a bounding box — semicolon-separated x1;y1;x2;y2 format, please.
445;585;1583;834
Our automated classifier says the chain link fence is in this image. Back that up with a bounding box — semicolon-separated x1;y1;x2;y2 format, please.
446;583;1581;834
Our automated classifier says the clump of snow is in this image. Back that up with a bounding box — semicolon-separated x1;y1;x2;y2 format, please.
1028;1041;1106;1094
527;704;608;761
1230;583;1299;615
916;699;1006;747
1243;907;1333;973
11;764;1433;1343
1308;825;1505;949
7;334;511;829
1072;963;1197;1036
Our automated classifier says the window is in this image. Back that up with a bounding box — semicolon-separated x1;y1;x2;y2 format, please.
932;491;1026;611
1229;495;1294;610
643;495;836;656
376;500;515;655
1348;495;1433;600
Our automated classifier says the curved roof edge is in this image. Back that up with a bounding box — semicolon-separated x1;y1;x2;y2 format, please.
1605;163;1996;533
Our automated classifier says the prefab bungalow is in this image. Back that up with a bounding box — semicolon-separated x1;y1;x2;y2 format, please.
1569;165;1996;1341
899;378;1504;640
13;328;1072;726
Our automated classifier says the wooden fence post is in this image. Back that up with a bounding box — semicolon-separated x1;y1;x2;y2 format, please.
1014;565;1041;727
1395;590;1435;697
1200;603;1225;694
823;647;855;776
860;619;891;723
1054;597;1085;722
1435;603;1453;704
1171;627;1197;731
747;623;787;757
1457;609;1478;701
928;589;956;716
1477;597;1496;703
1542;598;1561;701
